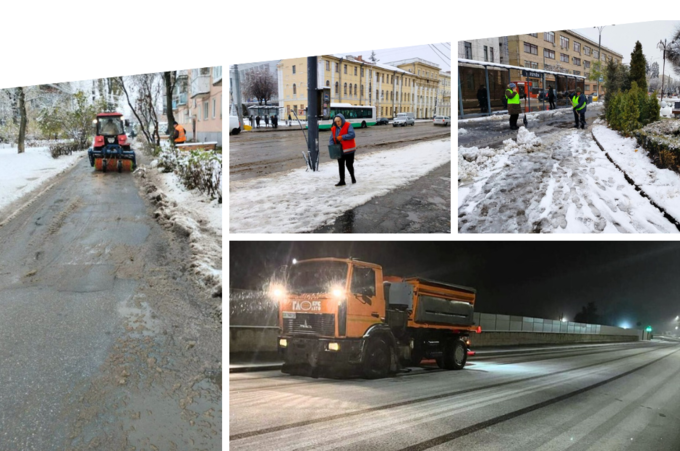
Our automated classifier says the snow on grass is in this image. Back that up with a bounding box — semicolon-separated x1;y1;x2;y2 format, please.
0;144;83;216
458;128;468;135
592;125;680;223
229;138;451;233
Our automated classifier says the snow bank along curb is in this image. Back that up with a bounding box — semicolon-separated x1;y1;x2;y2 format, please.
0;152;85;227
135;166;223;299
591;126;680;230
230;138;451;233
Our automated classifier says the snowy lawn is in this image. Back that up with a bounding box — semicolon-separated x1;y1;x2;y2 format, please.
458;127;677;233
0;144;84;216
592;125;680;223
230;138;451;233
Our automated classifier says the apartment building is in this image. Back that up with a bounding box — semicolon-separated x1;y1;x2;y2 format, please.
277;55;445;119
459;38;500;64
173;67;222;146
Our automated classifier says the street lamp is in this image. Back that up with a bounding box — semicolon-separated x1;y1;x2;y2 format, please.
593;25;615;98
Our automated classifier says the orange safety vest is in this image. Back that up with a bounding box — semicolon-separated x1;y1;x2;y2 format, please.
331;121;356;154
174;124;186;143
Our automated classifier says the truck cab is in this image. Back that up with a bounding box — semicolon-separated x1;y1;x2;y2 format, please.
272;258;478;378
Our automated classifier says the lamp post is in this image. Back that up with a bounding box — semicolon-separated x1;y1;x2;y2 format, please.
658;38;679;103
593;25;615;98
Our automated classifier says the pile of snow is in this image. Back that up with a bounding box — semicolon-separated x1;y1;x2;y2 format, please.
593;125;680;223
229;139;451;233
458;127;542;183
157;145;222;202
0;144;84;217
458;128;468;135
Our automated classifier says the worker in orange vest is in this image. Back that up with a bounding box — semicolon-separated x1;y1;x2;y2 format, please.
329;113;357;186
173;121;187;144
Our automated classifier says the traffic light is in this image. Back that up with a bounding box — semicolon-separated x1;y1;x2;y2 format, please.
645;326;652;332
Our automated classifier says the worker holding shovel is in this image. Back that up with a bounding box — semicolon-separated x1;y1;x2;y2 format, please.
572;86;587;129
504;83;522;130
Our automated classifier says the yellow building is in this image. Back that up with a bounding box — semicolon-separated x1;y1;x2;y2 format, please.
437;71;451;117
505;30;622;95
173;67;222;145
277;55;447;119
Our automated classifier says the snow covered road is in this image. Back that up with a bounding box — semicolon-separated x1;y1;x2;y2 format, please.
230;138;451;233
458;126;678;234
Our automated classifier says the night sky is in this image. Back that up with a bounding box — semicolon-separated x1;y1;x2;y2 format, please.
230;241;680;333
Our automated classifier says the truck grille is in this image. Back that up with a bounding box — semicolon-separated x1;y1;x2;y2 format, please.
283;313;335;336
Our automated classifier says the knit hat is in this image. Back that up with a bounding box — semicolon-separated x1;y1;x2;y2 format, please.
508;83;517;88
576;86;582;92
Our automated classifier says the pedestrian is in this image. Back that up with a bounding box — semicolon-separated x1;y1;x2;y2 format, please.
504;83;522;130
264;115;269;127
572;86;587;129
172;121;186;144
256;115;261;128
288;113;292;126
477;85;488;113
250;115;254;127
329;113;356;186
272;114;278;129
548;85;556;110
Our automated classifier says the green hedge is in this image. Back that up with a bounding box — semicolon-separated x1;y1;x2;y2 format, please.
633;121;680;173
605;82;660;136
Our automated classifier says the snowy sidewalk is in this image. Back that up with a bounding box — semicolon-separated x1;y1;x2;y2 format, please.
0;144;84;220
458;126;678;233
230;138;451;233
592;125;680;224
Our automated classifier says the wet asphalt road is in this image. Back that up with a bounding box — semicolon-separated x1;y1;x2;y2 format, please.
229;341;680;451
0;154;221;450
229;122;451;181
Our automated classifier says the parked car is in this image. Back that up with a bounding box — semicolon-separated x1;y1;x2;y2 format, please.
376;117;390;125
393;112;415;127
229;116;241;135
433;116;450;126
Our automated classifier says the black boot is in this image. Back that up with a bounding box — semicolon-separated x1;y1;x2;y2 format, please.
335;181;346;186
351;176;356;184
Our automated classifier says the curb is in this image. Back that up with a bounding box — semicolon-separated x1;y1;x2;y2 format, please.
229;364;283;373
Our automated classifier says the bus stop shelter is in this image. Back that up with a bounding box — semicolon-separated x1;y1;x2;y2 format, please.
458;58;586;119
247;105;284;119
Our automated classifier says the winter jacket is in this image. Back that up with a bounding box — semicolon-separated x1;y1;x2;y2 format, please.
548;88;555;100
329;113;356;154
572;93;587;111
505;89;522;115
173;124;186;143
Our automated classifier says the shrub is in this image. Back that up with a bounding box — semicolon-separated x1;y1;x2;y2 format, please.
156;146;222;202
633;120;680;173
49;141;82;158
606;82;661;136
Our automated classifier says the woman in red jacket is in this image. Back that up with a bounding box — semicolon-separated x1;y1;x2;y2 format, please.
329;113;357;186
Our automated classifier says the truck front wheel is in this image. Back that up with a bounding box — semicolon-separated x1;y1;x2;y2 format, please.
363;338;390;379
437;339;467;370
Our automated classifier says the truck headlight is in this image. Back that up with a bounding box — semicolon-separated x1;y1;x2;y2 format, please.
328;342;340;351
279;338;288;348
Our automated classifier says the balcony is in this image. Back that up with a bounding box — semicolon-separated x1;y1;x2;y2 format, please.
191;75;211;98
172;92;188;110
213;66;222;85
177;69;188;79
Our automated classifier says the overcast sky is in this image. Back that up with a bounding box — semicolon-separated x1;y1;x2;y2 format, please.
573;20;679;67
231;241;680;333
335;43;451;72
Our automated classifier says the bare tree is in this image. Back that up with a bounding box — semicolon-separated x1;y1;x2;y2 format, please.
163;71;178;144
243;68;276;105
117;74;163;146
17;87;27;154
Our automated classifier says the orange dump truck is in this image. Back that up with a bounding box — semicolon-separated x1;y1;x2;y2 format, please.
271;258;478;378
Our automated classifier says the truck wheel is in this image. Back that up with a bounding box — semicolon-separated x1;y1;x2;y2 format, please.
437;339;467;370
363;338;390;379
361;121;366;128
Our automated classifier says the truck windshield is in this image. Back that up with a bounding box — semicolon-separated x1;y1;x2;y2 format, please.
287;261;347;294
99;117;124;136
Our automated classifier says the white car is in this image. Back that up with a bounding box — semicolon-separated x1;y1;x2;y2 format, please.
229;116;241;135
433;116;451;126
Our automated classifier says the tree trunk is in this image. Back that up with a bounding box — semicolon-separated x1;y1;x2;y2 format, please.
17;87;27;154
163;71;176;146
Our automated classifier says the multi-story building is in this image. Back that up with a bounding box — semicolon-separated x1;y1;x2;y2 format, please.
458;38;500;64
277;55;446;120
505;30;622;95
437;71;451;117
173;67;222;146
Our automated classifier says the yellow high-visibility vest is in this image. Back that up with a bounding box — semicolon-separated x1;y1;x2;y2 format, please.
506;89;520;105
572;94;585;111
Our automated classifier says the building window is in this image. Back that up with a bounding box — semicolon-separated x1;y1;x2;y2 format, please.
524;42;538;55
292;84;296;95
464;42;472;59
335;82;338;94
544;49;555;59
326;61;330;71
361;67;364;76
573;57;581;66
354;84;357;96
544;32;555;44
484;45;489;61
561;53;569;63
573;70;581;76
344;64;347;74
361;85;364;96
574;42;581;52
524;61;538;69
203;102;208;120
584;46;591;55
490;47;494;62
354;67;357;76
529;33;538;38
382;74;385;83
212;98;216;118
585;84;590;90
344;83;347;95
326;80;330;87
560;36;569;49
593;50;599;59
376;89;379;100
335;63;339;73
584;61;590;69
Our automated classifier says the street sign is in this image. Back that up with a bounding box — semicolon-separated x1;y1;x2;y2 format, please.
522;69;542;79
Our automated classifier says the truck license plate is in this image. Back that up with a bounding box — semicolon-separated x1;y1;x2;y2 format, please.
283;312;296;319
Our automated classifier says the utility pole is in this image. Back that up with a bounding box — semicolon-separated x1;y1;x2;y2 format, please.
307;56;319;171
233;65;244;130
658;39;677;103
594;25;615;98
